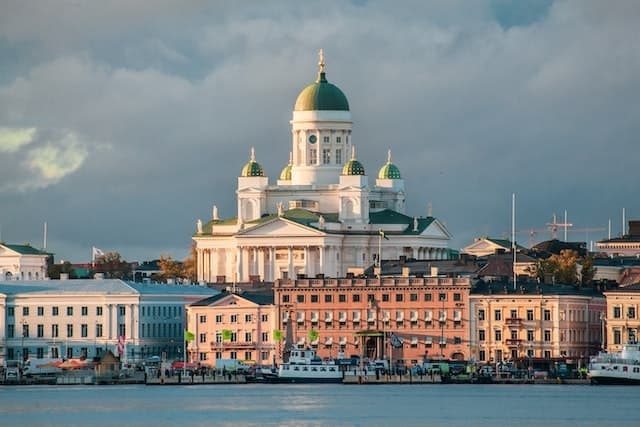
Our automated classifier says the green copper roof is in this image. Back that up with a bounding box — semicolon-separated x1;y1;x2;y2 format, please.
342;159;365;176
240;147;265;177
294;72;349;111
378;162;401;179
2;244;51;255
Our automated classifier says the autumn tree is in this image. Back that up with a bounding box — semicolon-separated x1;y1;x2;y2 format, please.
48;261;78;279
159;255;183;281
94;251;132;280
580;256;595;287
531;249;579;285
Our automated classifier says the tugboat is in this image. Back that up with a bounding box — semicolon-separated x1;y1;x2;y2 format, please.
588;342;640;385
270;346;343;383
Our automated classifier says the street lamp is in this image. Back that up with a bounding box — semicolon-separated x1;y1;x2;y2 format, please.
20;319;26;361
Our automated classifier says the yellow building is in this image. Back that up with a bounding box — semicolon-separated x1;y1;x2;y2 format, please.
186;292;277;367
603;285;640;352
470;282;605;364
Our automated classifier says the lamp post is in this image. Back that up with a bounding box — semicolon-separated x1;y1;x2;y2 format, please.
20;319;26;361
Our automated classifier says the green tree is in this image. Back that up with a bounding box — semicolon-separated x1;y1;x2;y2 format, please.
580;256;595;287
531;249;579;285
48;261;77;279
159;255;183;281
94;251;131;280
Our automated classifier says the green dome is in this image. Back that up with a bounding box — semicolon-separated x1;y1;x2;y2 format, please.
294;72;350;111
342;159;365;176
377;150;401;179
240;147;265;177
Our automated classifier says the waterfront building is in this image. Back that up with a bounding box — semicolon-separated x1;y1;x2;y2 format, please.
603;284;640;352
469;282;605;364
0;243;51;281
596;220;640;257
192;51;452;283
0;279;217;366
273;275;472;366
186;292;276;367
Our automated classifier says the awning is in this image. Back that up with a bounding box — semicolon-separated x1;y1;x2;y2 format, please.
354;330;384;337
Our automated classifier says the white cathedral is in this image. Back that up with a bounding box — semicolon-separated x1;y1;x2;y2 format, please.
193;51;452;283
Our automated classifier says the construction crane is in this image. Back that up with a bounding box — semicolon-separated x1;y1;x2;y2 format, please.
546;213;573;240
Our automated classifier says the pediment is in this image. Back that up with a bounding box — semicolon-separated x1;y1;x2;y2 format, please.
207;294;259;308
421;219;452;239
238;218;325;237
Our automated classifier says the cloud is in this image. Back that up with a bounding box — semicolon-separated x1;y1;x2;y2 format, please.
0;127;36;152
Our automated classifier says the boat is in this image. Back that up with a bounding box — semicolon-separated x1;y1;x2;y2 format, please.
269;347;344;383
588;342;640;385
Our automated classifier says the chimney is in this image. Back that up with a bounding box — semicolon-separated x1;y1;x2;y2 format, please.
430;266;439;277
629;220;640;236
402;267;410;277
59;273;69;280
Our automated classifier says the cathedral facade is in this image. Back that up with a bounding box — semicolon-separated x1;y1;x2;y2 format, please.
193;52;452;283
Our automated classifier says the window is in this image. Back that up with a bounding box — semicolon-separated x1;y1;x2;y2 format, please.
81;324;88;337
245;314;252;322
453;293;461;301
396;294;404;302
67;306;73;316
118;324;125;337
245;332;252;342
628;307;636;319
8;307;14;317
495;330;502;341
322;149;331;164
67;324;73;337
544;330;551;342
230;314;238;323
216;352;222;359
200;353;207;361
510;309;517;319
199;315;207;323
261;351;269;361
119;306;126;316
51;324;59;338
52;306;59;316
96;324;103;338
245;351;252;361
527;330;534;341
336;136;342;143
96;306;103;316
410;293;418;302
352;294;361;303
613;306;621;318
323;136;330;143
424;293;432;302
37;324;44;338
282;295;290;303
478;309;485;321
37;306;44;316
81;306;88;316
309;148;317;164
200;333;207;343
614;329;621;345
230;332;237;343
216;315;223;323
339;294;346;303
7;324;15;338
335;149;342;164
367;294;375;302
297;295;305;303
543;309;551;321
494;310;501;321
454;337;462;344
22;323;29;337
439;293;447;301
510;330;518;340
311;294;319;303
262;332;269;342
382;294;390;302
479;330;485;341
261;314;268;322
526;310;534;321
479;350;486;362
23;307;29;316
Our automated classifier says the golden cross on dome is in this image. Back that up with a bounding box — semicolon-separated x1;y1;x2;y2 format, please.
319;49;325;73
250;147;256;162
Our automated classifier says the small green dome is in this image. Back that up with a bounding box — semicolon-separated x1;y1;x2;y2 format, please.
240;147;265;177
342;159;365;176
294;52;349;111
377;150;401;179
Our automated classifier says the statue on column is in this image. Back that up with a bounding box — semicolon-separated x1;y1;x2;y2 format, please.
318;215;325;229
213;205;219;221
413;216;419;232
197;219;203;234
277;201;284;217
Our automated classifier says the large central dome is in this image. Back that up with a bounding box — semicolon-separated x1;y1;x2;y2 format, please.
294;51;349;111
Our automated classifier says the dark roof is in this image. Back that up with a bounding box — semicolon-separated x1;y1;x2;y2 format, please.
472;281;603;297
2;244;51;255
477;253;536;277
530;239;586;257
605;283;640;292
190;291;274;307
365;258;480;276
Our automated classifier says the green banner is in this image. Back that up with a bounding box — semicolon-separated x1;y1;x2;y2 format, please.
222;329;233;341
184;330;195;342
308;329;319;342
273;329;284;341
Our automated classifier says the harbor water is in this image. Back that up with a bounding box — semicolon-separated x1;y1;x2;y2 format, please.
1;384;639;427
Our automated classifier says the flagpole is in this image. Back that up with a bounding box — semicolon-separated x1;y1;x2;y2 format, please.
183;330;187;378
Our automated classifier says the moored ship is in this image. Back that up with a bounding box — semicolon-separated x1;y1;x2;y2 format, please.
270;347;344;383
588;342;640;385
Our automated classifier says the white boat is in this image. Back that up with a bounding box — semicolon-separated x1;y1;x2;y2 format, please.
588;342;640;385
272;347;344;383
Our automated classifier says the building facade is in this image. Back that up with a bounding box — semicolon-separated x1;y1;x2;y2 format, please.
186;292;277;367
603;284;640;352
193;52;452;283
0;244;51;281
0;279;217;365
273;275;472;367
470;283;605;364
596;220;640;257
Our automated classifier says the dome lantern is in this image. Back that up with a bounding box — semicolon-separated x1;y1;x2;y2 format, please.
342;145;365;176
240;147;265;177
377;149;402;179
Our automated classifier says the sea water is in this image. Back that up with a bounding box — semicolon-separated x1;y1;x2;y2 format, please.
1;383;638;427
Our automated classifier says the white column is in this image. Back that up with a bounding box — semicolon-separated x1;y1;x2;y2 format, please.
237;246;243;282
270;247;276;281
319;246;325;276
288;246;294;279
258;248;265;281
304;246;310;277
210;248;217;283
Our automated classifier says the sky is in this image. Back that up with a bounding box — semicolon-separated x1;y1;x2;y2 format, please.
0;0;638;264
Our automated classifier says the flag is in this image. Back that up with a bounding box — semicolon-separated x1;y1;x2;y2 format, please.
184;330;195;342
117;335;125;356
379;230;389;240
92;247;105;257
308;329;319;342
273;329;284;341
222;329;233;341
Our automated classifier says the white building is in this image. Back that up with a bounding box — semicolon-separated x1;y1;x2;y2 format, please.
193;51;452;283
0;279;218;365
0;243;51;281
